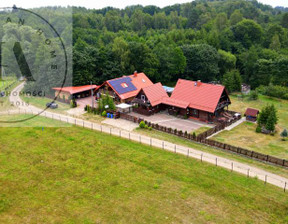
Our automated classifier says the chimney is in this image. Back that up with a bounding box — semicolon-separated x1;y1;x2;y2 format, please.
134;71;138;77
197;80;202;87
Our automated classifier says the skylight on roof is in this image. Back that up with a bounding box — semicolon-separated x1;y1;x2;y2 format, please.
121;83;128;88
142;79;146;83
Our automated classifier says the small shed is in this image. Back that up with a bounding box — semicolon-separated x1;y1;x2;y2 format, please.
244;108;259;122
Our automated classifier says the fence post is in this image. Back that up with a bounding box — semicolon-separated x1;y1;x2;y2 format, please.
231;162;233;172
201;154;203;162
174;145;176;153
150;138;152;147
120;130;121;137
91;123;93;129
162;141;164;149
139;135;141;144
100;125;102;132
284;182;287;193
247;169;250;178
110;128;112;135
216;158;218;166
83;120;84;127
264;175;267;185
129;132;130;140
75;119;76;125
187;149;189;157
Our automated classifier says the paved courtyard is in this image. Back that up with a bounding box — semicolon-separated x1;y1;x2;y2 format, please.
129;112;214;133
76;97;95;108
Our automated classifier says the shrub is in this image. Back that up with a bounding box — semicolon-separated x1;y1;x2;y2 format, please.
256;126;261;133
70;99;77;108
139;121;146;129
192;132;196;138
184;131;188;136
148;127;152;131
179;130;183;136
145;124;148;129
248;90;258;100
184;114;188;119
174;128;177;134
102;111;107;117
281;129;288;139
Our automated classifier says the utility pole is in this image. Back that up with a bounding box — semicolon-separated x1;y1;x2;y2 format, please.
91;81;94;108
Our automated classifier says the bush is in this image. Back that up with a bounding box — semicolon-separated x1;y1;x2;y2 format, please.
184;114;188;119
281;129;288;139
257;85;288;100
139;121;146;129
192;132;196;138
102;111;107;117
70;99;77;108
248;90;258;100
256;126;261;133
148;127;152;131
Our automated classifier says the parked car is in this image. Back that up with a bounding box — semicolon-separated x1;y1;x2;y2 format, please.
46;102;58;109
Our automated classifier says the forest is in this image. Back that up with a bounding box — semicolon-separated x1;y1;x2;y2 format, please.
1;0;288;97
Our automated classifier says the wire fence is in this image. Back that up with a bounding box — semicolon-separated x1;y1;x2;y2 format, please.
1;108;288;192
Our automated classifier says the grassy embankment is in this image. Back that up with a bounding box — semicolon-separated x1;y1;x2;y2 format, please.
0;115;288;223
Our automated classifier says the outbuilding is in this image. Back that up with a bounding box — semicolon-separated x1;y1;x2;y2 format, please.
244;108;259;122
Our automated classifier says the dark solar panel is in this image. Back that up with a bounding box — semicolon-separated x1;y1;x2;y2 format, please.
109;77;137;95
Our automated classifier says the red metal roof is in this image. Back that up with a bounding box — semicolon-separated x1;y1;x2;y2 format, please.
161;97;189;109
106;73;153;100
142;83;169;107
53;85;98;95
245;108;259;117
170;79;227;113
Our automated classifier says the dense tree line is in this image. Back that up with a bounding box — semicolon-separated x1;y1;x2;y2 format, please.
71;0;288;92
0;1;288;94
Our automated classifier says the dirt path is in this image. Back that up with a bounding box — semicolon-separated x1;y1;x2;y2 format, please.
5;83;288;191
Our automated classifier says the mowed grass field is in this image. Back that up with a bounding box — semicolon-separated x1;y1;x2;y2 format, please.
210;94;288;159
0;79;19;112
229;94;288;130
212;122;288;159
0;116;288;223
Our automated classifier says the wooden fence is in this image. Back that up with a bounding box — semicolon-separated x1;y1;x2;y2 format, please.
119;112;288;168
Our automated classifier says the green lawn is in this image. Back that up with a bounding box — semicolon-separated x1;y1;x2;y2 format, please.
1;115;288;223
211;122;288;159
21;95;70;114
135;127;288;179
192;126;211;135
0;80;19;112
229;94;288;130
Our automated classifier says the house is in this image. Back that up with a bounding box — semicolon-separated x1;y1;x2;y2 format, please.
163;79;231;122
95;72;153;103
53;85;98;101
132;83;169;115
131;79;231;123
244;108;259;122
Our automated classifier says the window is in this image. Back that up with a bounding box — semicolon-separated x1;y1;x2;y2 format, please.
141;95;145;101
121;83;128;88
142;79;146;83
